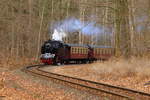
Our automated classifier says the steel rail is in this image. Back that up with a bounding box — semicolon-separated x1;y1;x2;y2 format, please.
38;66;150;99
23;65;131;99
28;68;130;99
23;64;150;99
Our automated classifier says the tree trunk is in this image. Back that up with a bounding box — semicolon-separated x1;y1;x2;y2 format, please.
128;0;135;55
114;0;131;57
36;0;46;60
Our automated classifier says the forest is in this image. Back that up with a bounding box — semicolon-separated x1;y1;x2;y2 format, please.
0;0;150;63
0;0;150;99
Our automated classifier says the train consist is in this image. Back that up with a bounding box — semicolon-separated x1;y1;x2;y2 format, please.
40;40;114;65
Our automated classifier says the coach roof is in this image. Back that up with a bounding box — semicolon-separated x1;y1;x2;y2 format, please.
89;45;112;48
65;43;89;48
65;43;112;48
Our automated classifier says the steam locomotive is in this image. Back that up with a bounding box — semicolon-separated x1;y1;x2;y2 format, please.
40;40;114;65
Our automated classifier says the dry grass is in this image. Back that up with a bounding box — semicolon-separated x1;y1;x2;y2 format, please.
0;57;40;70
51;57;150;78
91;57;150;78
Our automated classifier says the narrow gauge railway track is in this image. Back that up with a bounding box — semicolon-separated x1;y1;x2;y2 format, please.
23;64;150;100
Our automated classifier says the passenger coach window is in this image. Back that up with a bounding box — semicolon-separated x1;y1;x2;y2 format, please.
82;48;84;54
77;48;79;54
72;48;74;53
104;50;106;54
73;48;75;53
82;49;84;54
100;49;102;54
104;49;106;54
74;48;76;54
75;48;77;54
73;48;74;53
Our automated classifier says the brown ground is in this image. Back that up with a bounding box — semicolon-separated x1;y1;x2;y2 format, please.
0;67;101;100
0;57;150;99
0;58;101;100
43;57;150;93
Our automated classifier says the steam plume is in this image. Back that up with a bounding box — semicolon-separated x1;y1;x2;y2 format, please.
51;17;102;41
52;29;66;41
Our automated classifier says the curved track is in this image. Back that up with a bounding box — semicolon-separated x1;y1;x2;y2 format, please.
23;64;150;100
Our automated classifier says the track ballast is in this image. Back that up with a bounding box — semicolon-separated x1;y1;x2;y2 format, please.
23;64;150;100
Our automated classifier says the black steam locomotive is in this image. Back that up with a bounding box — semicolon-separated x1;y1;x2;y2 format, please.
40;40;114;65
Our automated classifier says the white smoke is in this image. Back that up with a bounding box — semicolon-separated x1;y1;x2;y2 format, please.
52;29;66;41
51;17;103;41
